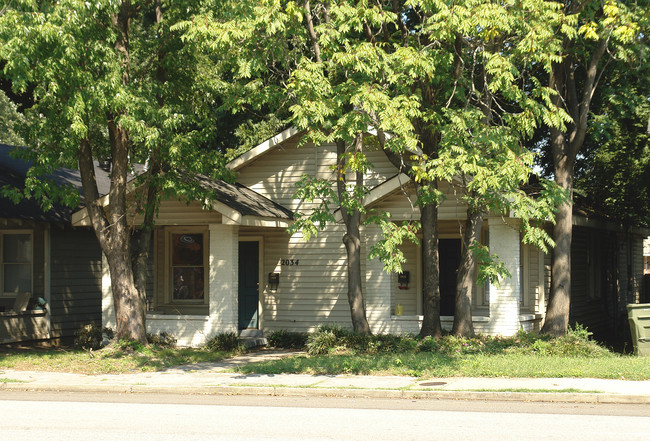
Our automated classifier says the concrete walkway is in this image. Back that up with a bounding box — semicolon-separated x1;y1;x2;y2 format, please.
1;349;649;404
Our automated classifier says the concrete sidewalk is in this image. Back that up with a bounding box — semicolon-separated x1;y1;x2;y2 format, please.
1;349;649;404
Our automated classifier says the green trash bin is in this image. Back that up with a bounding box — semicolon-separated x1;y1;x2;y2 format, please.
627;303;650;356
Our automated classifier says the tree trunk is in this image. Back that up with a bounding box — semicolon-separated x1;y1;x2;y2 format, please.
107;119;148;343
541;34;607;336
379;127;443;338
131;171;158;319
418;183;443;338
337;138;371;335
343;228;371;334
130;0;164;320
452;205;482;337
107;247;147;342
542;132;574;336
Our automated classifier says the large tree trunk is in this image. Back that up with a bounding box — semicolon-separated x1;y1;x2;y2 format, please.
107;246;147;342
379;127;443;338
76;1;147;344
130;0;164;318
78;125;147;343
542;133;574;336
452;204;482;337
343;227;371;334
131;173;158;317
541;36;606;336
419;191;443;337
106;119;148;343
337;138;371;335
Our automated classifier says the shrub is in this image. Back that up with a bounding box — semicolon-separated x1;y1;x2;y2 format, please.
418;336;440;352
147;331;177;348
505;325;611;357
205;332;244;352
306;328;341;355
267;330;308;349
316;324;347;338
395;335;419;352
113;338;147;353
74;323;104;350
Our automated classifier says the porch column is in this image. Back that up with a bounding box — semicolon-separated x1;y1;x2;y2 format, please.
208;224;239;333
487;217;521;336
101;252;116;329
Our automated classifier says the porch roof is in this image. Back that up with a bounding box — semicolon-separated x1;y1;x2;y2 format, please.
193;174;294;221
0;143;118;224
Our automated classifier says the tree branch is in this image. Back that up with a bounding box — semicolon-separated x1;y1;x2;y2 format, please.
304;0;322;63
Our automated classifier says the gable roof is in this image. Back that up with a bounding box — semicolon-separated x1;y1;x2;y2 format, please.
0;143;113;223
1;143;293;227
192;174;294;221
227;126;302;171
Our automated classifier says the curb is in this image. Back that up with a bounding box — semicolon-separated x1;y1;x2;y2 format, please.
2;382;648;404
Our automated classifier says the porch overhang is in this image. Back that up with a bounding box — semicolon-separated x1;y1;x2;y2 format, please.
333;173;411;222
71;176;294;228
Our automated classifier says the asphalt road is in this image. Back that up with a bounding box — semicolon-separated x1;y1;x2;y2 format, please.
1;391;649;441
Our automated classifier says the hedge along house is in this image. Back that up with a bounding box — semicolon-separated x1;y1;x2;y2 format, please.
0;144;104;344
71;128;646;347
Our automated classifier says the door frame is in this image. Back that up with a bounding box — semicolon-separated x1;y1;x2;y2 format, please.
238;236;263;330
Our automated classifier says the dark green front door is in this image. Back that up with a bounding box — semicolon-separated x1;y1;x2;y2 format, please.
238;241;259;329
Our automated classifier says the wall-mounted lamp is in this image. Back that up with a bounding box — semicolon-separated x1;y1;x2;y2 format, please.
398;271;410;290
268;272;280;291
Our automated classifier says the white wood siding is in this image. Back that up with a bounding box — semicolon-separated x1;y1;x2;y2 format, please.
131;199;222;226
368;181;467;221
235;142;400;214
239;224;375;333
390;241;419;316
520;241;547;316
255;226;352;332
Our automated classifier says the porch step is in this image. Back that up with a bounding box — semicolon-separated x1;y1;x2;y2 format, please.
240;337;268;349
239;329;263;338
239;329;267;349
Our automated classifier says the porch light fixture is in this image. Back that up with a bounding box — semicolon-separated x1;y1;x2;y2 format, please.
268;272;280;291
398;271;410;290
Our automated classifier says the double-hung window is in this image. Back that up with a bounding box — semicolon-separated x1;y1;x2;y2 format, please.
1;232;33;297
170;232;206;303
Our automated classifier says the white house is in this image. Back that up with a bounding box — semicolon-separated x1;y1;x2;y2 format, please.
72;128;646;347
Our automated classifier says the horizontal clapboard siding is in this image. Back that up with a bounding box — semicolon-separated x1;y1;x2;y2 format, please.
131;199;222;225
237;142;400;213
369;181;467;221
49;228;102;339
521;242;544;314
253;225;370;332
391;240;419;316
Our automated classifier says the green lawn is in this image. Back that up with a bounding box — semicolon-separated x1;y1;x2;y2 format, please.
232;352;650;380
0;345;234;375
1;327;647;379
1;344;648;380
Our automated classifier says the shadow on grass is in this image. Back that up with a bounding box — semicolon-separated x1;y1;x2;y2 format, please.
234;352;462;377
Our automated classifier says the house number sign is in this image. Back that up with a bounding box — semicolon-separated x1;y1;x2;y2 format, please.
281;258;299;266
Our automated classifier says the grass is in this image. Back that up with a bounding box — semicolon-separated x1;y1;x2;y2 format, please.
0;344;237;375
232;352;650;380
1;326;648;380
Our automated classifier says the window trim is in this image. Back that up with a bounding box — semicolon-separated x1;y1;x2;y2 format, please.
0;230;34;298
164;227;209;306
